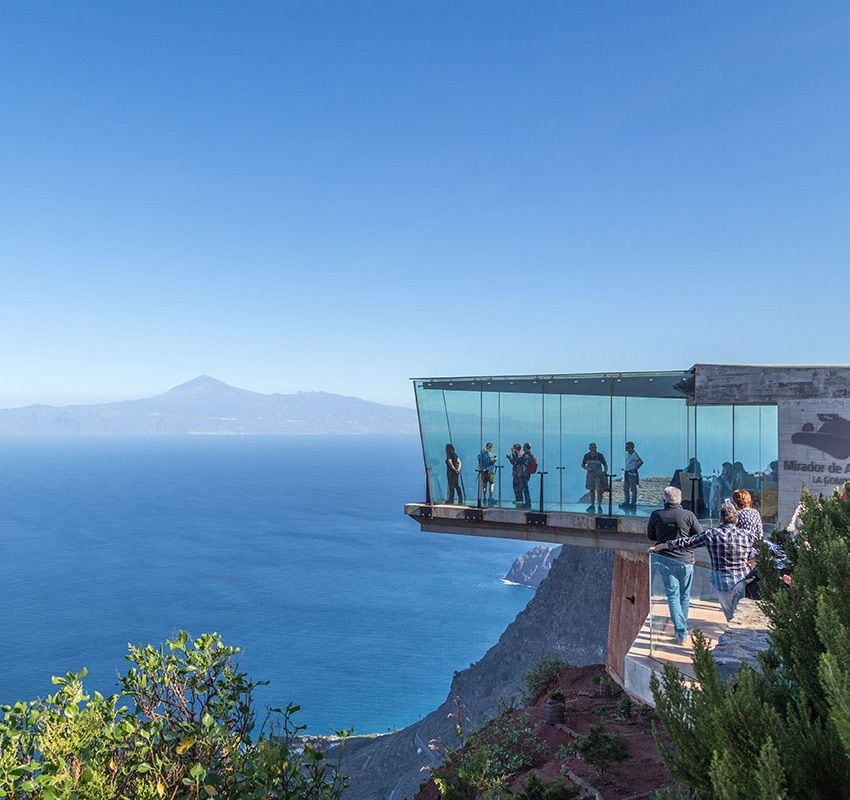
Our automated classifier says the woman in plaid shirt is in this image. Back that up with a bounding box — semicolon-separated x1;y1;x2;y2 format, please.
649;503;752;622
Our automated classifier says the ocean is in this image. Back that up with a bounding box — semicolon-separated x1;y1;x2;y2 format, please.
0;435;534;734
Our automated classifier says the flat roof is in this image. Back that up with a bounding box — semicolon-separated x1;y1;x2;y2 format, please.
414;364;850;402
413;370;692;399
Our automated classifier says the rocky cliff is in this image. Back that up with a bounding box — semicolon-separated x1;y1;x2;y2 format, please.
340;544;614;799
504;546;562;589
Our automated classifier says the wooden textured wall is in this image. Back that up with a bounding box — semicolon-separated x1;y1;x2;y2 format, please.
606;550;650;684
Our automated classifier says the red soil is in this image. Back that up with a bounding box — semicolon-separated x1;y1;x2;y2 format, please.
416;665;677;799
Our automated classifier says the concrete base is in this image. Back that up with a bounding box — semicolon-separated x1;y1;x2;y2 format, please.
405;502;652;552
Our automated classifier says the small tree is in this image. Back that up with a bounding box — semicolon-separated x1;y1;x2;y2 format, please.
524;655;570;700
516;772;579;799
574;722;629;777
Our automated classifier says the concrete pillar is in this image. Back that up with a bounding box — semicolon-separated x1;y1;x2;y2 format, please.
606;549;649;684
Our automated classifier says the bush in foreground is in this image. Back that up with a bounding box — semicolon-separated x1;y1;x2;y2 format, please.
0;631;349;800
651;488;850;799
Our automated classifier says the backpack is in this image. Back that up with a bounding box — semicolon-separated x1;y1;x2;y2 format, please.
526;454;538;474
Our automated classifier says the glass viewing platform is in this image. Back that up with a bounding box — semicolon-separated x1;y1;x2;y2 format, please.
413;370;779;524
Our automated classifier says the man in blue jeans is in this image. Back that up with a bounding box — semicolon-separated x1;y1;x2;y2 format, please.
650;502;754;624
646;486;703;644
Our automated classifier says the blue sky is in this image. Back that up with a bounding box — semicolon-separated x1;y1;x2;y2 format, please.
2;2;849;408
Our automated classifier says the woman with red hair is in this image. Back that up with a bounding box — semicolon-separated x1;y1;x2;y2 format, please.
733;489;763;543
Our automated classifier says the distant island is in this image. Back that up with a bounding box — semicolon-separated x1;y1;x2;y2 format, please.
0;376;418;436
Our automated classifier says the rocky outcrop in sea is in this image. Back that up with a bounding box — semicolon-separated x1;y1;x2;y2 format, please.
504;546;562;589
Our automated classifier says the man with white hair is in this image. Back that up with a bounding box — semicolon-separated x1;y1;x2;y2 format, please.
646;486;703;644
650;500;753;623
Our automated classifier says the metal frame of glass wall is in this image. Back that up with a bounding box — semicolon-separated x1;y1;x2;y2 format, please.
413;372;779;522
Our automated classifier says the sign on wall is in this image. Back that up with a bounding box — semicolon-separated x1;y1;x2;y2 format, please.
778;399;850;525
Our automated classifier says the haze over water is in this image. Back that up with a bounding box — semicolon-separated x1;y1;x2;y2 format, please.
0;435;533;734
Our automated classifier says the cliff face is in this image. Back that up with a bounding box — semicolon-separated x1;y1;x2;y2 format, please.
341;544;614;800
504;546;562;589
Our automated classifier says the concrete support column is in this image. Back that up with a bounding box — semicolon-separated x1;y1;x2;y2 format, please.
606;549;649;684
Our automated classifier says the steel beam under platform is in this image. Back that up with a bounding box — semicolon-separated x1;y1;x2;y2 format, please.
404;503;653;553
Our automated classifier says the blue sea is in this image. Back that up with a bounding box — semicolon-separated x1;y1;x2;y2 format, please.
0;436;534;734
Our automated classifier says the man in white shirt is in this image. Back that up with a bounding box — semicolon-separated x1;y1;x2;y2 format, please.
620;441;644;509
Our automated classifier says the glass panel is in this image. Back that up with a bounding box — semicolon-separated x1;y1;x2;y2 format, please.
759;405;779;523
694;405;734;520
541;388;563;510
442;388;482;506
648;555;726;665
687;404;697;466
732;404;780;525
479;390;502;507
611;396;688;517
498;386;544;509
414;382;451;503
560;393;612;513
732;405;762;497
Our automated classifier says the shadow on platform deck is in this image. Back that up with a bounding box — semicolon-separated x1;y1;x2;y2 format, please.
624;598;728;705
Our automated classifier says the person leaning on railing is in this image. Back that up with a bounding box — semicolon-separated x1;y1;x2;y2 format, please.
649;501;753;623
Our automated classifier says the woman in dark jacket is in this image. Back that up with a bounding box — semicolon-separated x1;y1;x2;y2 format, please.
445;443;463;504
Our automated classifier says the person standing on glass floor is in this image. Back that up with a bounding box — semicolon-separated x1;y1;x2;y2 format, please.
620;441;644;509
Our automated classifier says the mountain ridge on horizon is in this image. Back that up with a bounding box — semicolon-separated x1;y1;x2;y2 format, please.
0;376;418;436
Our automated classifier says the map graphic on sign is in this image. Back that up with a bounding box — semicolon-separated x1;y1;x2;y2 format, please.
791;414;850;460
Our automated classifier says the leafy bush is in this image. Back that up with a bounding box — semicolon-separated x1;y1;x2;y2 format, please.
649;789;692;800
652;487;850;800
0;631;348;800
555;744;576;761
574;722;629;776
434;710;546;798
616;695;634;721
515;772;579;799
524;656;569;701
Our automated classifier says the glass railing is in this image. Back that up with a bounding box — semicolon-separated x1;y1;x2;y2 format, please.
648;554;727;662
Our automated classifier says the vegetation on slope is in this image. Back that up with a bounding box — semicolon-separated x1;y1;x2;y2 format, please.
419;662;673;800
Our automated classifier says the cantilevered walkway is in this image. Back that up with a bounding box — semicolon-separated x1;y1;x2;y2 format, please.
404;502;686;553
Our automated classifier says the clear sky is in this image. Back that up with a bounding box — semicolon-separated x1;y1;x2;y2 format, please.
2;2;849;409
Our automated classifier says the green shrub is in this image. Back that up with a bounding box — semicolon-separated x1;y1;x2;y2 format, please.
0;631;349;800
524;656;569;700
555;743;576;761
649;789;692;800
574;722;629;776
616;695;634;720
434;710;546;798
514;772;579;799
652;488;850;800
